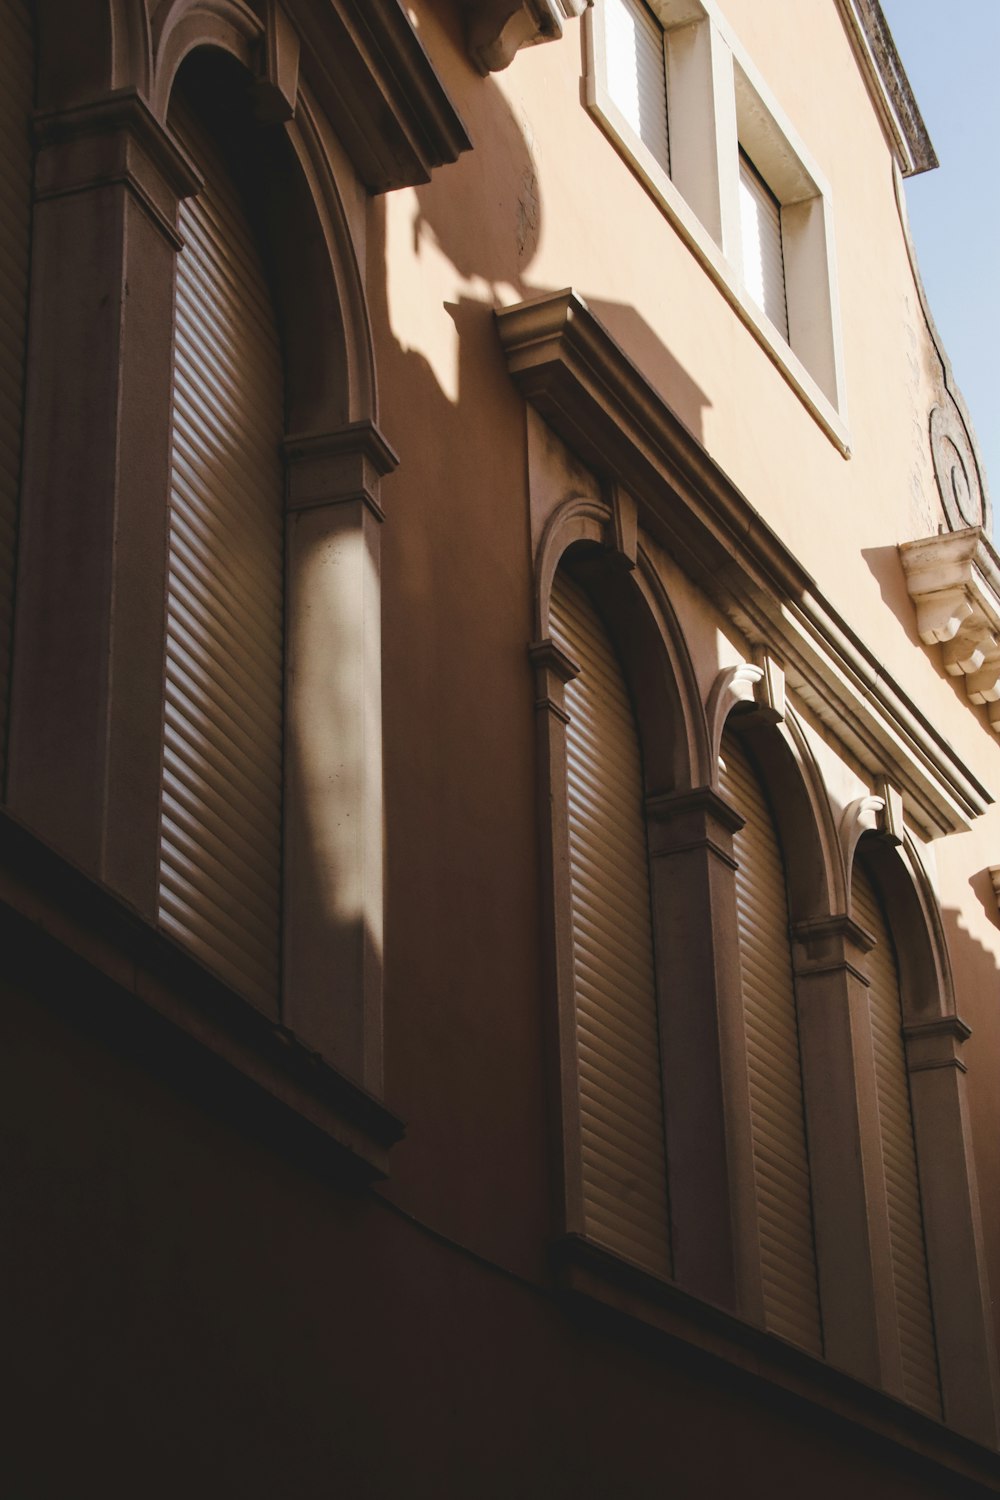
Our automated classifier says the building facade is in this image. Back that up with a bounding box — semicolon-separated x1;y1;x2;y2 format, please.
3;0;1000;1494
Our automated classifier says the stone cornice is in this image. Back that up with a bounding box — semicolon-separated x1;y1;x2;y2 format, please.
835;0;937;177
496;290;991;837
285;0;471;191
898;528;1000;734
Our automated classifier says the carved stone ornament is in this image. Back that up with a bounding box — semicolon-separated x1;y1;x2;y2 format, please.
466;0;591;74
930;401;991;534
898;527;1000;733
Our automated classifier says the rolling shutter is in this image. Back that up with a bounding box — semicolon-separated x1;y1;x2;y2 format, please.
604;0;670;177
738;150;788;341
550;570;671;1277
852;860;941;1416
0;0;32;778
158;102;284;1010
720;730;821;1353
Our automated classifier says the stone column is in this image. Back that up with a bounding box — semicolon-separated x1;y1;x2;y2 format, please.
792;915;896;1387
282;422;397;1092
646;786;762;1320
7;92;198;916
906;1015;1000;1446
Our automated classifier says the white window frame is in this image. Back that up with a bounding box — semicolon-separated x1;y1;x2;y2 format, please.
584;0;849;453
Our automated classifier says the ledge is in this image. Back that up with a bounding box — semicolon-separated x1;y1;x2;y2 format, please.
899;528;1000;734
0;808;404;1188
287;0;471;191
555;1234;1000;1493
496;290;992;837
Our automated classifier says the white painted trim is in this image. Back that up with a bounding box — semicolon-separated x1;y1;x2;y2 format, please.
583;2;850;453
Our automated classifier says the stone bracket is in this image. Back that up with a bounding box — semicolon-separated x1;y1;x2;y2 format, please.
467;0;591;74
899;527;1000;736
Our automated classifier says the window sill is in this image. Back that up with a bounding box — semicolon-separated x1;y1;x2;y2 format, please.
553;1234;1000;1489
0;807;404;1188
583;85;851;456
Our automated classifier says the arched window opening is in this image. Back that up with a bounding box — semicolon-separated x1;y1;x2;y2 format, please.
157;87;285;1010
719;726;821;1354
549;565;671;1278
852;853;942;1417
0;0;33;778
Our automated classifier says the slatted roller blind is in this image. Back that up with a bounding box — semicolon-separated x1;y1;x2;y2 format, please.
604;0;670;177
720;730;821;1353
852;860;941;1416
738;150;789;341
550;571;671;1277
0;0;32;778
158;101;284;1010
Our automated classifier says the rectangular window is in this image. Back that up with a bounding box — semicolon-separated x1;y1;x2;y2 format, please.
737;149;788;341
583;0;848;448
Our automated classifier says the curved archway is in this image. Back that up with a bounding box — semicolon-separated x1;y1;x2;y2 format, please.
535;496;706;794
164;42;377;435
847;830;998;1439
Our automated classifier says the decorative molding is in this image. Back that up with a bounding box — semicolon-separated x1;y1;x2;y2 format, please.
931;402;989;533
281;0;471;191
835;0;937;177
904;1015;972;1075
528;637;581;684
33;89;201;249
706;659;783;773
496;291;991;837
465;0;591;74
898;527;1000;733
285;421;399;520
840;783;902;877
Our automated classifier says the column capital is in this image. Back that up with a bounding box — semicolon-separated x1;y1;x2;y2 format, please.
285;421;399;521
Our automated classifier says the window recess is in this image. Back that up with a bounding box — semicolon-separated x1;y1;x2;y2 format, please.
737;149;788;341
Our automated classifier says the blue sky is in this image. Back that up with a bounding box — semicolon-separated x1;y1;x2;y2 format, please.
879;0;1000;506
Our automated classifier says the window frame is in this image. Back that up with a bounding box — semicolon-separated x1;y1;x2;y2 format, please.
583;0;849;451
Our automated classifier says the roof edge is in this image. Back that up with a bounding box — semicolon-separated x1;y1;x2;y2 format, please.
836;0;937;176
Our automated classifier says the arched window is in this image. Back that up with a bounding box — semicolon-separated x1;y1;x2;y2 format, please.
719;725;821;1354
157;91;284;1011
549;565;671;1278
851;851;941;1417
0;0;32;776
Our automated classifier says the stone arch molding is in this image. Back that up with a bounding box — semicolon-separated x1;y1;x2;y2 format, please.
711;663;841;927
534;493;709;790
150;0;263;119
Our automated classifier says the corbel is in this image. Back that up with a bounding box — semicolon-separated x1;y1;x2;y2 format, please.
707;654;784;772
899;528;1000;734
840;778;903;877
253;0;301;122
467;0;591;75
942;622;996;677
750;646;785;723
987;866;1000;916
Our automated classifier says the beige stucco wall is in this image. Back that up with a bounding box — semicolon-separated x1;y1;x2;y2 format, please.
379;0;1000;1348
